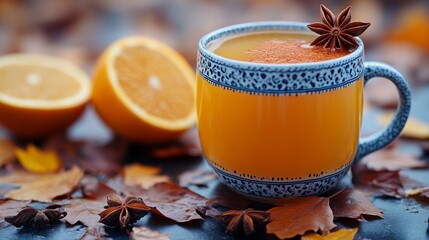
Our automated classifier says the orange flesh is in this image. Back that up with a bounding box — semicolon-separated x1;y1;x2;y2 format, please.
114;46;195;120
0;65;80;100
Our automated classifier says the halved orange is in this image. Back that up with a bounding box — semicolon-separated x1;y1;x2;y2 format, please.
92;37;196;143
0;53;91;138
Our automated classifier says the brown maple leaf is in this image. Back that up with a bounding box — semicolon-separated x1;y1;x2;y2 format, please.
143;182;211;222
329;188;384;221
64;199;105;228
266;196;336;239
0;200;30;229
352;162;415;198
150;128;202;159
81;177;117;201
45;136;127;175
123;163;170;189
63;198;108;239
208;185;252;210
363;148;426;171
178;167;217;187
0;166;83;202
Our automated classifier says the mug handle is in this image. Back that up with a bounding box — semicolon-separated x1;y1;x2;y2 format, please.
355;62;412;160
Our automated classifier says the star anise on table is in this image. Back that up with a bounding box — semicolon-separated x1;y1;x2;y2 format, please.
99;195;151;229
216;208;270;235
307;5;370;50
5;205;67;229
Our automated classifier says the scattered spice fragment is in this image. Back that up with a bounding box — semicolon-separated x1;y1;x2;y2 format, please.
5;206;66;229
216;208;270;235
99;195;150;229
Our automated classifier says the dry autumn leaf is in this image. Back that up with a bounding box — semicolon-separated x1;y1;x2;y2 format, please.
64;198;105;227
266;196;336;239
0;200;30;229
178;167;217;187
406;186;429;198
329;188;384;221
0;138;16;167
379;113;429;139
45;136;127;175
143;182;211;222
15;144;61;173
123;163;170;189
131;227;171;240
64;198;107;240
150;128;202;159
81;177;117;201
363;148;426;171
352;162;413;198
0;166;83;202
302;228;358;240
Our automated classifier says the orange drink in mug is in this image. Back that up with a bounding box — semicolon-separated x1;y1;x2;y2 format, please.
196;22;411;199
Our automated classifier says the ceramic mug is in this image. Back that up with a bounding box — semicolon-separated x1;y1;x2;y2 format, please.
196;22;411;199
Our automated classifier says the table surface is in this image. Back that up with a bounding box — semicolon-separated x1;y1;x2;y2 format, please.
1;87;429;240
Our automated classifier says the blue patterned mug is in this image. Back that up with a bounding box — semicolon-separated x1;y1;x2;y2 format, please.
196;22;411;199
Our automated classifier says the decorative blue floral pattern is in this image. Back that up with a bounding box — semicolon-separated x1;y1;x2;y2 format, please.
198;21;364;95
211;163;350;198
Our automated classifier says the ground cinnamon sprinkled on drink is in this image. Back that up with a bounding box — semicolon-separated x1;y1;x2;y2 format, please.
247;39;350;64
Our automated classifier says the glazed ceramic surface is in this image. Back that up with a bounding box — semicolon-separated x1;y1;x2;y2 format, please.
196;22;411;198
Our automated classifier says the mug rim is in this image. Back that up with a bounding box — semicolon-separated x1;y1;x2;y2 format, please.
198;21;364;68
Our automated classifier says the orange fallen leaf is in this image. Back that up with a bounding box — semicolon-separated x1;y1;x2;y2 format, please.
379;113;429;139
329;188;384;221
143;182;211;222
266;196;336;239
0;138;16;167
131;227;171;240
16;144;61;173
302;228;358;240
0;166;83;202
178;167;217;187
363;148;426;171
123;163;170;189
352;160;417;198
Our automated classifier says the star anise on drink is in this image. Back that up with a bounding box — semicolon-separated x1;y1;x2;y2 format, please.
5;205;67;229
216;208;270;235
307;5;370;50
99;195;151;229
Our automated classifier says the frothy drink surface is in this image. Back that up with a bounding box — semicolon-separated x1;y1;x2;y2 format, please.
208;32;351;64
